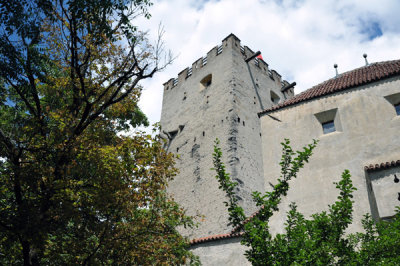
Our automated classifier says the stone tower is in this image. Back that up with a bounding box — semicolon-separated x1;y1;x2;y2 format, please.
160;34;294;238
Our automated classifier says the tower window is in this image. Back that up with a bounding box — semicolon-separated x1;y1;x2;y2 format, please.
395;103;400;115
322;120;335;134
200;74;212;89
270;91;280;104
168;130;178;140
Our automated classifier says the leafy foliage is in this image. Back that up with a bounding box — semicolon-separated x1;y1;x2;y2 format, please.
213;138;400;265
0;0;197;264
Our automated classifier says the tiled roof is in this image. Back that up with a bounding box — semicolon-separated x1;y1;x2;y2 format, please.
364;160;400;172
231;205;265;234
259;59;400;116
191;206;264;245
190;232;243;245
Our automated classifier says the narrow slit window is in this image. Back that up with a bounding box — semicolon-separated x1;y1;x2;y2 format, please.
322;120;335;134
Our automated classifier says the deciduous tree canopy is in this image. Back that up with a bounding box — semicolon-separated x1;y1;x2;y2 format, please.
0;0;197;264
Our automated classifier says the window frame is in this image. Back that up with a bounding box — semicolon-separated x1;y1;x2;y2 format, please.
322;120;336;134
395;102;400;116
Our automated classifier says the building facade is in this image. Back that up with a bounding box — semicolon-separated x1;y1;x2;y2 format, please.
160;34;293;239
160;34;400;265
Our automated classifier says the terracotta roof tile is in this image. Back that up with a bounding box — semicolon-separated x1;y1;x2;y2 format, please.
190;206;265;245
190;232;243;245
364;160;400;172
231;205;265;234
259;59;400;116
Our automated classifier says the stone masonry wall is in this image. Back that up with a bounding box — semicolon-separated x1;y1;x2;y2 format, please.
190;237;250;266
160;34;291;239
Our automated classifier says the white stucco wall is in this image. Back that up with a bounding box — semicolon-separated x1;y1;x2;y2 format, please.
260;76;400;234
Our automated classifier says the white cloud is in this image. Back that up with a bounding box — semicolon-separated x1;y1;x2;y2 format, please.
135;0;400;127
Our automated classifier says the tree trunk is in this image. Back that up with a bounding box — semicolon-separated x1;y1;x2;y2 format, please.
22;240;31;266
22;240;40;266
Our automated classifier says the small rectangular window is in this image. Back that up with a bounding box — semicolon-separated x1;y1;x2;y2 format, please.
322;120;335;134
395;103;400;115
200;74;212;89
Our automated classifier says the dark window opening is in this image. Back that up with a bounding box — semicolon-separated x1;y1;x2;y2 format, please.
395;103;400;115
169;130;178;140
202;131;205;137
322;120;335;134
200;74;212;89
270;91;280;104
243;121;245;126
176;147;179;152
237;117;240;123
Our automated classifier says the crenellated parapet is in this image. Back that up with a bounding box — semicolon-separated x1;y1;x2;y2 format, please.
163;33;289;92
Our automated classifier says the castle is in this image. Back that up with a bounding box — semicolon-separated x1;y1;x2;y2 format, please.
160;34;400;265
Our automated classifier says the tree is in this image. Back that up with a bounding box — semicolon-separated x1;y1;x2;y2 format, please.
0;0;198;264
213;138;400;265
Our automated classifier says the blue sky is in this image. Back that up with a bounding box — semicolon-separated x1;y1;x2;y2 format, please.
134;0;400;127
360;21;383;40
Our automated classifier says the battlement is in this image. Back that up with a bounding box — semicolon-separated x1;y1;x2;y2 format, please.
163;33;289;91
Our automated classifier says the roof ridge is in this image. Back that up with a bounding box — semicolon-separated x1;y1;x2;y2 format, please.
313;59;400;88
